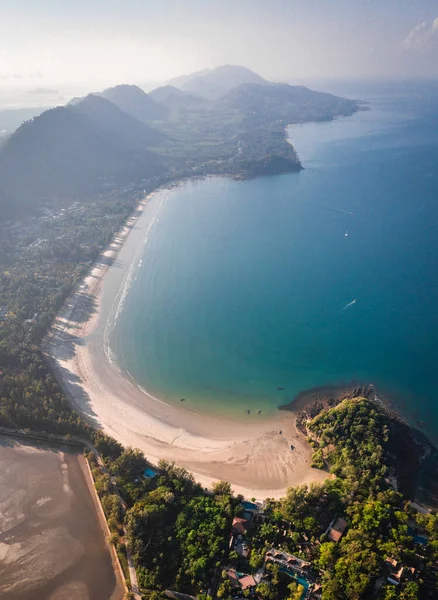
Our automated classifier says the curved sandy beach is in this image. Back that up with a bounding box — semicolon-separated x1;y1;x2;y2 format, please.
46;188;327;499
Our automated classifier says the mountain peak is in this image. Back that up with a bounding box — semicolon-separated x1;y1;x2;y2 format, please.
168;64;267;99
96;84;168;122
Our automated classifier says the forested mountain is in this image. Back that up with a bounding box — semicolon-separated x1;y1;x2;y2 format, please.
0;65;361;216
97;84;169;122
169;64;268;98
0;95;165;213
73;94;164;146
0;106;49;136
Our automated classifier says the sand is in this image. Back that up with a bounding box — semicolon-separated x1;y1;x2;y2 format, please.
45;189;327;500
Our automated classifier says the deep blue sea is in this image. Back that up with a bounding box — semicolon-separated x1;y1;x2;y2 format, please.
112;81;438;441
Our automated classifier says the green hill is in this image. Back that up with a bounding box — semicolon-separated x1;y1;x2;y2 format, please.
0;95;165;213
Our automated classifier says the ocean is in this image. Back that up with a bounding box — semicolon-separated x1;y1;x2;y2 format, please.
109;81;438;442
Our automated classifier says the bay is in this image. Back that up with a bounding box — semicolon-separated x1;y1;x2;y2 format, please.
111;82;438;442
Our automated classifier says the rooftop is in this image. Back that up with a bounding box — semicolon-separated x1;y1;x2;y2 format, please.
327;517;347;543
239;575;256;590
385;557;398;569
232;516;249;535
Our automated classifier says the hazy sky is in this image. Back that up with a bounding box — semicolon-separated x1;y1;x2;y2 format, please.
1;0;438;91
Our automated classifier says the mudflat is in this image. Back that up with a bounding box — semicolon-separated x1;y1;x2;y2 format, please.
0;436;123;600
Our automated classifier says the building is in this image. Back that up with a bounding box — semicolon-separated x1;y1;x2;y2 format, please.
225;570;257;595
226;569;240;591
327;517;347;543
230;517;251;558
232;516;249;536
385;557;405;585
239;575;256;593
266;549;310;571
241;500;266;524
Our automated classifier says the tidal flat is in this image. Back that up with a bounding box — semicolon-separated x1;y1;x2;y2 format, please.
0;436;123;600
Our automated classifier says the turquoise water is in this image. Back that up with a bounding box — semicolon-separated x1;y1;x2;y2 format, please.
112;82;438;441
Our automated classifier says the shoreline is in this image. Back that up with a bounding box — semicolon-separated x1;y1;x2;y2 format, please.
80;455;127;599
45;184;328;500
281;382;438;509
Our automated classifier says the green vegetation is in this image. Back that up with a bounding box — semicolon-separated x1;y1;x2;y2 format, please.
307;398;390;493
90;447;240;597
83;398;438;599
126;464;238;594
243;398;438;600
0;189;146;440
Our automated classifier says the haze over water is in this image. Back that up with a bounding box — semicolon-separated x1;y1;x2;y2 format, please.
112;82;438;441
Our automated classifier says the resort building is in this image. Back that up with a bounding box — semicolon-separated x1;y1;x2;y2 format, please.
225;569;257;594
231;516;249;536
239;574;257;593
230;517;251;558
326;517;347;543
240;500;266;524
385;557;405;586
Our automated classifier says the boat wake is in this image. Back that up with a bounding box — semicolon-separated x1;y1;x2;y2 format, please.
340;298;357;312
312;203;354;216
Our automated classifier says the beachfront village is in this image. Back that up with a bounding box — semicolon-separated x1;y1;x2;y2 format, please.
1;420;435;600
83;421;437;600
219;503;427;600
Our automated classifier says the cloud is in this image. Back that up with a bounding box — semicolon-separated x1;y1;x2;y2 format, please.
402;17;438;51
0;71;42;81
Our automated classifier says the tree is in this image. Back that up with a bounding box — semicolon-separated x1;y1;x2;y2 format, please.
400;581;420;599
317;542;336;570
287;581;304;600
249;549;265;570
217;580;232;599
256;582;276;600
229;550;239;564
212;480;233;496
382;585;397;599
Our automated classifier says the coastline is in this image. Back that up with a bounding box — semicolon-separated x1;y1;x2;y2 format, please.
281;382;438;509
45;184;327;500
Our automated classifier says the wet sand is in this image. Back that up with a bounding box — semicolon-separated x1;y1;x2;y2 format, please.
46;189;327;499
0;436;124;600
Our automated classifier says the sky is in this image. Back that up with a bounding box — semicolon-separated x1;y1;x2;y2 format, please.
1;0;438;100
